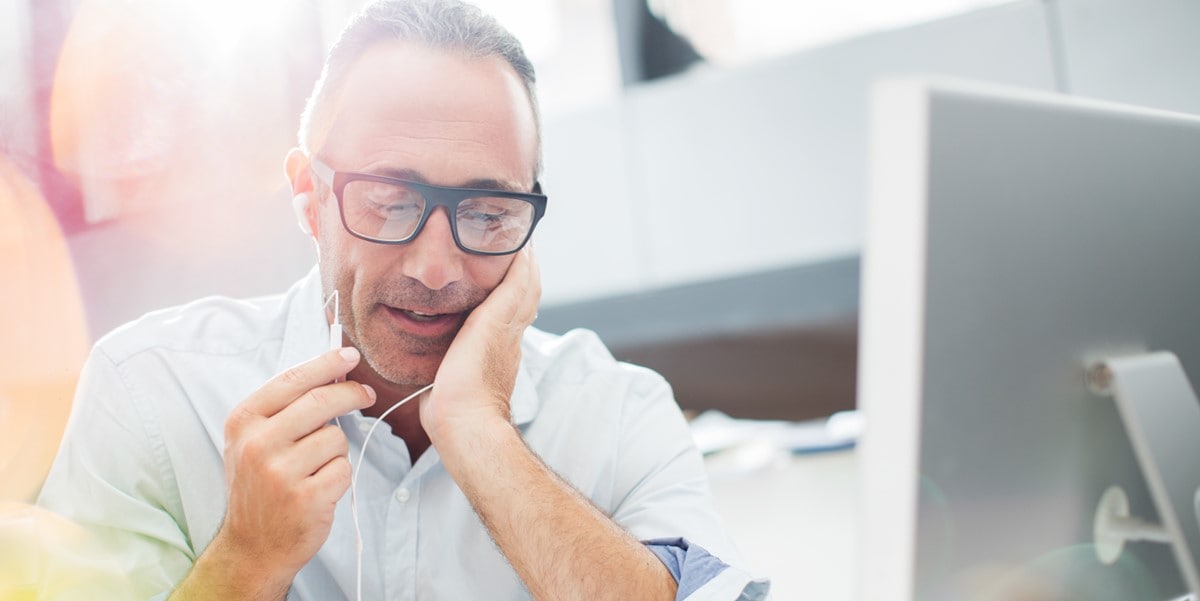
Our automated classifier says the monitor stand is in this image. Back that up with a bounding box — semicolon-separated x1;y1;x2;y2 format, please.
1088;351;1200;595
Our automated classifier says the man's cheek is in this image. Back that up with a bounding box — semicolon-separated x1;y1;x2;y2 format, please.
473;259;514;291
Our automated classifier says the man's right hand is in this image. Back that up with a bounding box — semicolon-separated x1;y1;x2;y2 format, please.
173;347;375;600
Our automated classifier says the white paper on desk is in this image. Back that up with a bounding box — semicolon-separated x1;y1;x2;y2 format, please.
689;410;860;455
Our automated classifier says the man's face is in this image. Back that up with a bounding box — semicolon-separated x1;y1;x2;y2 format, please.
308;42;539;388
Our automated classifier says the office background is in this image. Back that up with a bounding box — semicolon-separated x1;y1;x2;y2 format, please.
2;0;1198;597
6;0;1195;421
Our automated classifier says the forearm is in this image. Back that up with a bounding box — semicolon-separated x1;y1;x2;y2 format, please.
167;533;292;601
438;417;677;601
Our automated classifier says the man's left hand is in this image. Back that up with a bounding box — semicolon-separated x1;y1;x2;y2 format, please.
420;244;541;446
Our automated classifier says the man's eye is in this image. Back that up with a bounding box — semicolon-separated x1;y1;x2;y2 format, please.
461;208;506;222
369;199;422;220
459;207;509;228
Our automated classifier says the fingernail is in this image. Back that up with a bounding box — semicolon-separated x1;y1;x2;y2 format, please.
361;384;376;402
339;347;360;362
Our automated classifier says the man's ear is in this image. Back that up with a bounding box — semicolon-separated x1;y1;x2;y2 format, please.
284;148;319;238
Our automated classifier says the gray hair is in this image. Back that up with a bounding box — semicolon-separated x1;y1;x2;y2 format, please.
298;0;542;175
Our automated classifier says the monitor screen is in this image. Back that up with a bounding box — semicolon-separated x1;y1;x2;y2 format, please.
858;77;1200;601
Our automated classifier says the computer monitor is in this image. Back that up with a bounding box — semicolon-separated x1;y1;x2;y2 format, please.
858;78;1200;601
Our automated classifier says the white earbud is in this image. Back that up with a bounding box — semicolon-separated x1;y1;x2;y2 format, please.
292;193;313;235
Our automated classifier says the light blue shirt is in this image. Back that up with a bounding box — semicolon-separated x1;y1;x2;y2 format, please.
37;267;768;600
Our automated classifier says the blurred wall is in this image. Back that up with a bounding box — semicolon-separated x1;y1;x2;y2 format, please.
1055;0;1200;115
58;0;1200;338
535;0;1200;308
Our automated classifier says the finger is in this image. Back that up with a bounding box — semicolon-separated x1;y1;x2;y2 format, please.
306;455;353;506
496;244;540;327
242;347;362;418
285;424;350;478
483;245;535;326
273;381;375;442
519;244;542;326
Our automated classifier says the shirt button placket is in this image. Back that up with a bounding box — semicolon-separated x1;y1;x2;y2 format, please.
387;483;420;601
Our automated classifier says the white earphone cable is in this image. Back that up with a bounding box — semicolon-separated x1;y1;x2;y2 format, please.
325;289;435;601
350;383;433;601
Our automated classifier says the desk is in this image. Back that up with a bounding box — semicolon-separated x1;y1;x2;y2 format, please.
706;448;858;600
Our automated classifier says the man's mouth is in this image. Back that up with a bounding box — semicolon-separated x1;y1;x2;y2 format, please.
398;309;450;322
383;304;464;329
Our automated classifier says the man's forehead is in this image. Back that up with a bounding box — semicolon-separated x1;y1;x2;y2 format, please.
314;40;538;184
336;42;530;119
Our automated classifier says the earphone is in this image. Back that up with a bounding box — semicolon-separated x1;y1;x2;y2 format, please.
323;290;432;601
293;193;313;235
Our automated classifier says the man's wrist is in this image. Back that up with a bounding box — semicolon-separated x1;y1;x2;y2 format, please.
431;412;522;472
171;531;293;601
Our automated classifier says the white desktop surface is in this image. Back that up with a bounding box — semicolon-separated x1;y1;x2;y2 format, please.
705;448;858;601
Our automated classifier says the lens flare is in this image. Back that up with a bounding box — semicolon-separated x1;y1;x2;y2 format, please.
0;503;135;601
0;156;88;503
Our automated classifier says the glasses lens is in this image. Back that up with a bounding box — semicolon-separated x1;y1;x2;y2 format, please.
455;197;535;253
342;180;425;241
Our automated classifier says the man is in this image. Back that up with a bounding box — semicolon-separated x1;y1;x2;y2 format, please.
37;1;768;600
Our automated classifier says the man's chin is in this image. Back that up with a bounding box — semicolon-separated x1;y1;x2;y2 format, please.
360;342;445;389
352;311;460;386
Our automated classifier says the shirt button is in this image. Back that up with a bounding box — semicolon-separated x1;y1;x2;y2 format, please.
394;488;411;503
357;420;372;434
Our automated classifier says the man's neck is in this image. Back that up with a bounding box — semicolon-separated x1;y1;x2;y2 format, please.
346;363;432;462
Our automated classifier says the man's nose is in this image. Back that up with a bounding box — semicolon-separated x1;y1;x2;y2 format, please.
399;208;464;291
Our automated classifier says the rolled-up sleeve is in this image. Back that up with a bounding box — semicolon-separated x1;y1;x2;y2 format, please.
607;368;770;600
644;537;770;601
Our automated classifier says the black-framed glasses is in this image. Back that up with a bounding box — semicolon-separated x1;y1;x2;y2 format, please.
309;158;547;256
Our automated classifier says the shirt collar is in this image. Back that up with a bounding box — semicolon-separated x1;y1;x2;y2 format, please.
277;265;330;374
277;266;542;427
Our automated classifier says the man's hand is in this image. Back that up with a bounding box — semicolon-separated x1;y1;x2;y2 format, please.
419;245;541;446
180;347;375;599
409;246;676;601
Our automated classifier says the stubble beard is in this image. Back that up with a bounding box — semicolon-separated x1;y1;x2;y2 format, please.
356;313;456;387
336;274;487;389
